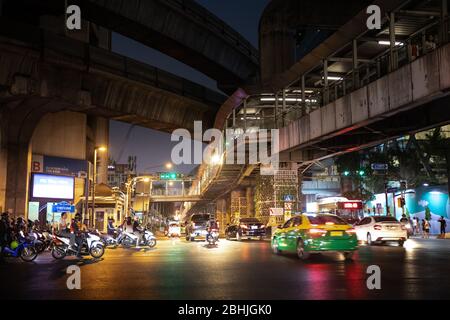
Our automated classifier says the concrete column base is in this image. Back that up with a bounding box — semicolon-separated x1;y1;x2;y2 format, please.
5;142;31;218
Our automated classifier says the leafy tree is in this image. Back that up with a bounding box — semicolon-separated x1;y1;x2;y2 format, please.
425;206;431;221
422;128;450;195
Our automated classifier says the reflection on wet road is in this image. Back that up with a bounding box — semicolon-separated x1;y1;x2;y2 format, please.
1;238;450;299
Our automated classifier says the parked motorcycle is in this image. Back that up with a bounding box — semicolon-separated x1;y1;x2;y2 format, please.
206;227;219;245
92;229;118;249
1;238;38;262
27;228;54;253
27;231;44;253
117;228;156;248
51;232;105;259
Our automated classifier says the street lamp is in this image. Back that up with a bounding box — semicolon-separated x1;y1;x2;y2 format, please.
91;146;107;227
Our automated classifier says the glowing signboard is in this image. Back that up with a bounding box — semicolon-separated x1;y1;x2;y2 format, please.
338;202;363;210
32;174;75;200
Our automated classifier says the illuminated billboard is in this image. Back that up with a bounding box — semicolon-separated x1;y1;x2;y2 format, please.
31;173;75;200
337;201;363;210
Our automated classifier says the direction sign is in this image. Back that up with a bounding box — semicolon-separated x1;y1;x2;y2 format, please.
52;201;75;213
371;163;388;170
386;187;399;193
269;208;284;216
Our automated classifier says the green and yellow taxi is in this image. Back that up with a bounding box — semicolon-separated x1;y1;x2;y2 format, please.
271;213;358;260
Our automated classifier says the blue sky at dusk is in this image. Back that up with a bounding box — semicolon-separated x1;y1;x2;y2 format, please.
109;0;269;174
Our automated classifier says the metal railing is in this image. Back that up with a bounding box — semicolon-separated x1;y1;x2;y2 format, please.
318;21;447;107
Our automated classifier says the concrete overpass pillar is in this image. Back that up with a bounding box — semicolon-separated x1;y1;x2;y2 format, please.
246;187;254;217
259;10;296;84
92;117;109;185
231;189;245;224
0;113;6;212
5;142;31;218
1;100;37;219
216;197;230;235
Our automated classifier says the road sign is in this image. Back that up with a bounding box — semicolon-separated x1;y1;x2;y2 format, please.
283;195;294;202
387;181;401;188
371;163;388;170
159;172;181;180
386;187;399;193
284;202;293;210
52;201;75;213
269;208;284;216
284;210;292;220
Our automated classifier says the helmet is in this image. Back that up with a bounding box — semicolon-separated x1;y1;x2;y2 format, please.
10;240;19;250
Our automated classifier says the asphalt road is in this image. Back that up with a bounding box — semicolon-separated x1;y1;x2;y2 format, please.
1;238;450;300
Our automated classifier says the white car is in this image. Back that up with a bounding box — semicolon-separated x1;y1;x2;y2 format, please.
354;216;407;246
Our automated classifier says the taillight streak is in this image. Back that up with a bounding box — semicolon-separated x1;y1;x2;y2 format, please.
308;228;327;237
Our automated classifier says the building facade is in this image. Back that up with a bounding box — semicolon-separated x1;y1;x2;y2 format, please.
107;157;137;191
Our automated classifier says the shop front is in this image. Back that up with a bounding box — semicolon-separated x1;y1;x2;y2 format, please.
78;183;125;232
28;154;88;225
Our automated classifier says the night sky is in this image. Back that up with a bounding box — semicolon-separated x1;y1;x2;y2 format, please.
109;0;269;174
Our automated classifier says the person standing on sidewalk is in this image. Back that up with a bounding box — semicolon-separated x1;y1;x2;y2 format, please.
439;216;447;236
412;217;419;236
422;219;430;239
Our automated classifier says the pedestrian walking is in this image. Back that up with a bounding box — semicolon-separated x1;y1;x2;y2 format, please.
422;219;430;239
412;217;419;236
439;216;447;235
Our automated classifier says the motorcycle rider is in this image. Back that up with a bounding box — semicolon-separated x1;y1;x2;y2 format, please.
107;218;116;236
122;216;134;233
133;216;143;247
57;212;76;251
206;219;219;243
71;213;86;259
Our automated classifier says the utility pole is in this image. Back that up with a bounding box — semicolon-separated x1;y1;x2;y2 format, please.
92;149;97;228
83;163;90;223
384;181;389;216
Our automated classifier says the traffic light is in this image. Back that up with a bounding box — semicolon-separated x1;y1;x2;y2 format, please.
341;170;365;177
159;172;182;180
397;197;406;208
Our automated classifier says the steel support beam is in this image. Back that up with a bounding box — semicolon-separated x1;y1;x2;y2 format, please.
441;0;449;44
352;39;360;89
389;12;398;71
323;59;329;105
301;75;307;114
